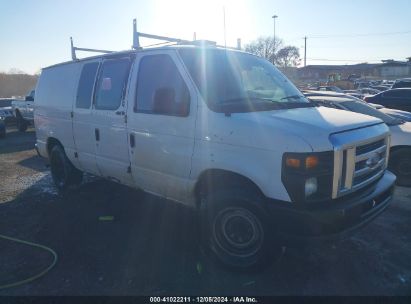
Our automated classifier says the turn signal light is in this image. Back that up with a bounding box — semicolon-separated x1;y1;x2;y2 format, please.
286;158;301;168
305;156;319;169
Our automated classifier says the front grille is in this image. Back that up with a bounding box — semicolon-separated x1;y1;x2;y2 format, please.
352;139;387;189
356;139;385;155
330;124;390;199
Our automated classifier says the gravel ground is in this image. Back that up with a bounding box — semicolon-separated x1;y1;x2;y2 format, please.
0;126;410;296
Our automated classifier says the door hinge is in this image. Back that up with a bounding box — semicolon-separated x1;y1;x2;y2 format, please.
70;111;74;118
74;152;78;158
127;166;131;174
124;115;127;123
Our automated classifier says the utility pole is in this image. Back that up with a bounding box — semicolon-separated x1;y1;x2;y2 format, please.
223;6;227;48
272;15;278;64
304;36;307;67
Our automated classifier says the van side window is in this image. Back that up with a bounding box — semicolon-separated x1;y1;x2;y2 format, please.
95;58;131;110
76;62;99;109
135;55;190;116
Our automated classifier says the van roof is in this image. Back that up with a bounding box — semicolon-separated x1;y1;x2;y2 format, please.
42;44;248;71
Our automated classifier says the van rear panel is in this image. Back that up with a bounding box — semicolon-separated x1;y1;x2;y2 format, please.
35;62;81;166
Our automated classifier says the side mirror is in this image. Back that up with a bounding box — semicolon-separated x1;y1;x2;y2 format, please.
25;96;34;102
153;87;189;116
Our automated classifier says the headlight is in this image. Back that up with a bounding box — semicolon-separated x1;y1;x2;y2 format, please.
282;152;334;203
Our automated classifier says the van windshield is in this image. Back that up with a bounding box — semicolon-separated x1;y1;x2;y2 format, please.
178;48;312;113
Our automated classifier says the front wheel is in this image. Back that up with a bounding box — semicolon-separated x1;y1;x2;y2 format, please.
389;148;411;187
200;188;276;271
50;145;83;193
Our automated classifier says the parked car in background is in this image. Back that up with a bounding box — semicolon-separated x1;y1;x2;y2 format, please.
359;88;380;96
306;93;411;186
0;98;16;138
370;85;390;92
309;85;344;93
12;89;35;132
364;88;411;112
343;90;364;99
391;78;411;89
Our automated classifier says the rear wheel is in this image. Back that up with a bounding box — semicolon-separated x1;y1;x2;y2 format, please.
389;148;411;187
50;145;83;193
200;187;277;271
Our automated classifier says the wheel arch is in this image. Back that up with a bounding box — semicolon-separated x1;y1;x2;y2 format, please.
46;137;64;158
194;169;265;208
390;145;411;154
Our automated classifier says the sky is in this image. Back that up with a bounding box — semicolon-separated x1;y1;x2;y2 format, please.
0;0;410;74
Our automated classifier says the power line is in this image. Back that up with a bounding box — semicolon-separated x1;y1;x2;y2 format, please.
286;30;411;41
306;58;399;62
308;30;411;39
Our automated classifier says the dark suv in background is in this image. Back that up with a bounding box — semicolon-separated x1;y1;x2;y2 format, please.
392;78;411;89
364;88;411;112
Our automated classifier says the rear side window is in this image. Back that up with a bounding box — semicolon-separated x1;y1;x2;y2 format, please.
76;62;99;109
95;58;131;110
135;55;190;116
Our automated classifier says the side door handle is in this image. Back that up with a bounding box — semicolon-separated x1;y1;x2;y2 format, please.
129;133;135;148
95;128;100;142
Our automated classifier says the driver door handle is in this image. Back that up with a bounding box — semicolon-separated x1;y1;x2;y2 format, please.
95;128;100;141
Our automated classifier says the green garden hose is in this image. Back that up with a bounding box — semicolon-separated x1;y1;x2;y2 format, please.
0;234;58;290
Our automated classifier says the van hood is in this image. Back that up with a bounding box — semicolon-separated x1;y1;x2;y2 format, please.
265;106;382;134
232;106;383;152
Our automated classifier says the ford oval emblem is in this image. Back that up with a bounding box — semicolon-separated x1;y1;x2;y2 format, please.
366;152;380;168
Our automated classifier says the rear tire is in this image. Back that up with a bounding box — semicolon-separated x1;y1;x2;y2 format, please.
389;148;411;187
199;187;277;271
50;145;83;194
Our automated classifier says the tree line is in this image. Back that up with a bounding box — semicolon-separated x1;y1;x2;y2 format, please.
244;36;301;68
0;73;39;98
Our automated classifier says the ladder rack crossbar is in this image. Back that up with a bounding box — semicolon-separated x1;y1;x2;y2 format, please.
70;37;115;60
73;47;114;54
137;32;191;45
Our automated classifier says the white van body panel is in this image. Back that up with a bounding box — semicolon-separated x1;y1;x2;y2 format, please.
126;50;197;203
91;56;134;187
72;59;101;176
35;63;81;168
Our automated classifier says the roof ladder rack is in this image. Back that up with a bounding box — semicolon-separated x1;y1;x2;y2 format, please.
132;19;241;50
70;37;115;61
132;19;191;49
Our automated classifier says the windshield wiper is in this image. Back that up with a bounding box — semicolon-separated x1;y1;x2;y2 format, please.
281;95;304;101
220;97;276;104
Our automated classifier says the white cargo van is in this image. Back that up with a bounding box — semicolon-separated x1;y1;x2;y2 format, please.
34;25;396;269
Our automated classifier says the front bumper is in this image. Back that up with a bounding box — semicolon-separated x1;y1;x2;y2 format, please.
266;170;396;242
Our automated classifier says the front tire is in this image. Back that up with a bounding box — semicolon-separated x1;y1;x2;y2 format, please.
50;145;83;193
389;148;411;187
200;188;276;271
